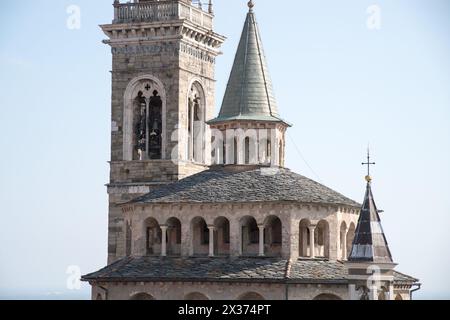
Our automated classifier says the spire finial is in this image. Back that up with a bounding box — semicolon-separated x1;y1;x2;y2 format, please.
248;0;255;11
362;148;376;183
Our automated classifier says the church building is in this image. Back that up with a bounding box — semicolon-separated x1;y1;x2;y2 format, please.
82;0;419;300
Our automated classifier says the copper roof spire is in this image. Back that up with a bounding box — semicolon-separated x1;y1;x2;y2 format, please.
209;0;288;125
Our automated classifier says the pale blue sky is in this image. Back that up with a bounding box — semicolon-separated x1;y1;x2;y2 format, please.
0;0;449;299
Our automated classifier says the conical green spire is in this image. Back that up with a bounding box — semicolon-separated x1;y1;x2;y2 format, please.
209;5;286;124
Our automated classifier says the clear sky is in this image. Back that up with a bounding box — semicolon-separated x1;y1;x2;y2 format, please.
0;0;449;300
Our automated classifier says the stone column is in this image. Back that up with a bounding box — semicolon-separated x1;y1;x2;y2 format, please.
388;284;394;301
208;226;215;257
342;230;347;260
308;225;316;258
160;225;168;257
258;225;265;257
230;218;241;256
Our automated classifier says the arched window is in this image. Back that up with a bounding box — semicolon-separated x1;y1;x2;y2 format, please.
123;76;166;161
214;217;230;256
240;216;259;256
133;89;162;160
264;216;282;257
144;218;162;256
188;82;205;163
191;217;209;256
244;137;250;164
266;139;272;163
316;220;329;258
166;217;182;256
299;219;311;257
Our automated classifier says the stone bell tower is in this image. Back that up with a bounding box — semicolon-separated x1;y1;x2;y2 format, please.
101;0;225;263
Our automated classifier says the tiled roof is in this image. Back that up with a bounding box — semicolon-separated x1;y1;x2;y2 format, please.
130;167;360;208
81;257;417;285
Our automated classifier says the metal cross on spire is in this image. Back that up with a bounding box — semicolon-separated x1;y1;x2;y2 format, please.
362;149;376;183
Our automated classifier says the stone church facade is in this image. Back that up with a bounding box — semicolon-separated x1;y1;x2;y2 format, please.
82;0;419;300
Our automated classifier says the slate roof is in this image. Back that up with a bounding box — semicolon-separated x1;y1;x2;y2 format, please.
81;257;417;285
348;182;393;263
129;167;360;208
208;6;287;125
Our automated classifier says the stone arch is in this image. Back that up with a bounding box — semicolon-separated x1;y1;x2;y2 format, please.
166;217;182;256
144;217;162;256
264;215;282;257
237;292;265;300
191;217;209;256
313;293;342;300
242;129;258;164
244;137;250;164
347;222;356;256
339;221;348;260
395;294;403;301
214;216;230;256
240;216;259;256
184;292;210;300
130;293;156;300
123;74;166;161
316;220;330;258
187;80;206;163
299;219;311;257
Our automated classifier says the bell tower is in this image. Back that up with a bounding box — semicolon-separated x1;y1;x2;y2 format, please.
101;0;225;263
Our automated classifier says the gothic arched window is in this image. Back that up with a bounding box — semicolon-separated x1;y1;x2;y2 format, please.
129;79;164;161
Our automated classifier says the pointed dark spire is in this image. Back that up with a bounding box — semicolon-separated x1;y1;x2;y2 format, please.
349;166;393;263
209;1;288;125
